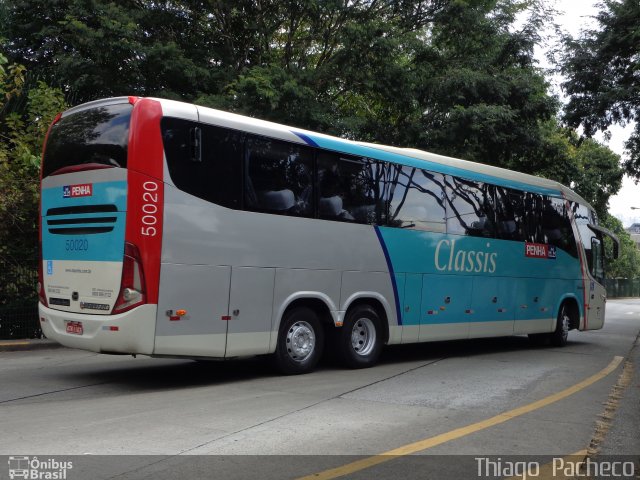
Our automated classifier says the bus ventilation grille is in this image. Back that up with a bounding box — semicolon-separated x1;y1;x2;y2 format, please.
46;204;118;235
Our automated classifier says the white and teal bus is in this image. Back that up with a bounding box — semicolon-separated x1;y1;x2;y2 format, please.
38;96;619;374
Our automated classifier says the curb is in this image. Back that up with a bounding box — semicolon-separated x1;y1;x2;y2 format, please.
0;339;64;352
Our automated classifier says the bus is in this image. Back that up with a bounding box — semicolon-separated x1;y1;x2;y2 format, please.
38;96;619;374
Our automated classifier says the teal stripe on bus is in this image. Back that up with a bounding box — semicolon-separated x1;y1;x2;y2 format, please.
293;131;562;197
41;180;127;262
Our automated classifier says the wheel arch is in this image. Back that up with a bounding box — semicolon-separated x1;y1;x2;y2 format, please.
556;295;581;331
342;293;391;345
270;292;337;353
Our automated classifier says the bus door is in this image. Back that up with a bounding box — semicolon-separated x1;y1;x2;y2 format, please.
513;278;555;334
575;216;618;330
583;234;606;329
154;263;231;357
400;273;422;343
468;277;515;337
226;267;275;356
420;274;472;341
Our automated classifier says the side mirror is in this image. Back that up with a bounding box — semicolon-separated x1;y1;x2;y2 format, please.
588;224;619;260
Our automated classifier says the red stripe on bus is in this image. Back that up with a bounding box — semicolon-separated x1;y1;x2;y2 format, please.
126;99;164;305
565;195;588;329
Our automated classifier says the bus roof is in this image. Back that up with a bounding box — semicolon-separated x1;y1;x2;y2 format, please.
72;97;592;208
355;142;590;206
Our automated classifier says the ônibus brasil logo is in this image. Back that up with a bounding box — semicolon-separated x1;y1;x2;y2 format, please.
8;456;73;479
62;184;92;198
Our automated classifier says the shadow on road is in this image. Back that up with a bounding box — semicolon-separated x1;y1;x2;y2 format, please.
49;334;589;395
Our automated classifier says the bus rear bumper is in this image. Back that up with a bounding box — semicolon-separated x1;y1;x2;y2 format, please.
38;303;157;355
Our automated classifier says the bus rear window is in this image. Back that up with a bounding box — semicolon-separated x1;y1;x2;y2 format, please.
43;103;132;177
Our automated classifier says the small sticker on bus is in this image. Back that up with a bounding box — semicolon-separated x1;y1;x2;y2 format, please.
525;243;556;260
63;183;93;198
80;301;110;311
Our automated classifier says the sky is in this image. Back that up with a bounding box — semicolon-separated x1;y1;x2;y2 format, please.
545;0;639;228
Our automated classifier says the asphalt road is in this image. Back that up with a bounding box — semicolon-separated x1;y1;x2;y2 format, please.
0;299;638;479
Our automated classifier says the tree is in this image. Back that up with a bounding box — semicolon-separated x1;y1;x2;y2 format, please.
0;50;66;326
571;138;624;219
409;0;559;170
5;0;561;166
600;214;640;279
2;0;627;230
559;0;640;179
4;0;212;103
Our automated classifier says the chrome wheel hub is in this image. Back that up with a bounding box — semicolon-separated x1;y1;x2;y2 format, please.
286;321;315;362
351;317;376;356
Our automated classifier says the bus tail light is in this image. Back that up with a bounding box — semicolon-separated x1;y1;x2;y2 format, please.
113;242;147;314
37;247;48;308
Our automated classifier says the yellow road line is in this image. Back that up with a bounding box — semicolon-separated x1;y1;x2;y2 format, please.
0;341;30;347
298;356;623;480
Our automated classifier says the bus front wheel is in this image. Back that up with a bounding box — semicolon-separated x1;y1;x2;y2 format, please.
337;305;383;369
275;307;324;375
549;303;570;347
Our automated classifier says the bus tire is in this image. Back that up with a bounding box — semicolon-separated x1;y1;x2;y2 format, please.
549;303;570;347
275;307;324;375
337;305;383;369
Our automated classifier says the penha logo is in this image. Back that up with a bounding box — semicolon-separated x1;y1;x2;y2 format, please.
525;242;556;260
63;184;92;198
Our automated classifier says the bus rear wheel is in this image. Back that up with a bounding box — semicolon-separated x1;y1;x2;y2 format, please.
337;305;383;369
275;307;324;375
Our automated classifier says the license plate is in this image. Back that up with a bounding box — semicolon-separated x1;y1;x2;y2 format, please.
65;321;83;335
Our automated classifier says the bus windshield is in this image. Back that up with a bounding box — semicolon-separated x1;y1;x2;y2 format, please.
43;102;132;177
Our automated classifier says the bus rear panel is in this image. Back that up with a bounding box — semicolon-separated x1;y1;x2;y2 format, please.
39;97;162;354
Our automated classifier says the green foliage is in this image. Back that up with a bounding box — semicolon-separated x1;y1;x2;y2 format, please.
0;50;66;259
1;0;633;282
571;138;623;219
4;0;211;102
5;0;559;158
414;0;559;168
600;214;640;279
559;0;640;179
519;120;624;221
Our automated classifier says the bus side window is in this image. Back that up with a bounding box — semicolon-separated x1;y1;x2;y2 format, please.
317;152;377;224
495;187;525;241
591;237;604;283
523;192;545;243
380;166;446;232
245;136;313;217
202;124;243;209
445;176;496;238
546;197;578;258
162;118;243;209
574;202;596;273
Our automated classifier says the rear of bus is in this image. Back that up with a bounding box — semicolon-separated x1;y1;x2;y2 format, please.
38;97;163;354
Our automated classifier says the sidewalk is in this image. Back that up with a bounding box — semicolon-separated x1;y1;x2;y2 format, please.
0;338;63;352
595;331;640;457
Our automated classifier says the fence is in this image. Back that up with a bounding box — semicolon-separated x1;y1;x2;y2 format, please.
605;278;640;299
0;253;42;340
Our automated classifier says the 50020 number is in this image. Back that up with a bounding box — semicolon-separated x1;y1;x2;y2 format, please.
65;239;88;251
141;181;159;236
